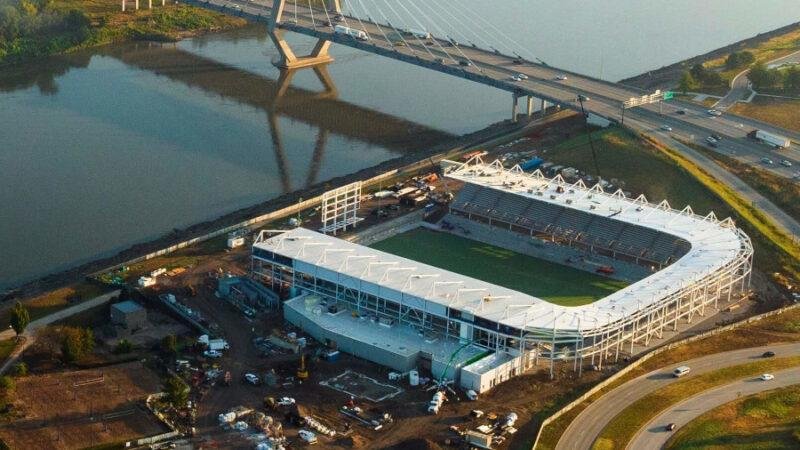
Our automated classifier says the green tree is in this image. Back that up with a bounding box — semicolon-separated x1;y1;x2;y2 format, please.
785;66;800;93
0;376;14;392
725;51;754;70
161;334;178;355
678;71;698;93
164;375;189;408
114;339;133;354
749;63;781;90
10;301;30;338
60;327;94;363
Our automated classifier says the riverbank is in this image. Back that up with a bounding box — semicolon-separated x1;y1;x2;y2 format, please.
0;0;245;66
621;21;800;90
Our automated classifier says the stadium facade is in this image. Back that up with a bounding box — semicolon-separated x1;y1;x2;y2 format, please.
251;158;753;392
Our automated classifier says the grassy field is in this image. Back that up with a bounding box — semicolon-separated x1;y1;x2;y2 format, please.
0;283;106;329
0;339;16;365
544;128;733;217
730;97;800;133
666;384;800;450
705;25;800;79
593;357;800;450
370;228;627;306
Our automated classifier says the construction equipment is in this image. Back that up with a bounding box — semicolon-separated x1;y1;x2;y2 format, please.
297;353;309;380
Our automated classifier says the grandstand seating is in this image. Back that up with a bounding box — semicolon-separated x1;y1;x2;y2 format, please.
450;184;691;266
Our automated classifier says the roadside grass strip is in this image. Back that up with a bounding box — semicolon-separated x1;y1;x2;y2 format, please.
592;356;800;450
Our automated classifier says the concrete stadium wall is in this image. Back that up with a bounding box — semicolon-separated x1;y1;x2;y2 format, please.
443;214;651;282
284;301;419;372
531;302;800;449
347;209;427;247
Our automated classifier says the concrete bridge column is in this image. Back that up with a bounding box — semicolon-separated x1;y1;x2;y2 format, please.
526;95;534;117
511;94;519;122
269;0;335;69
541;98;548;116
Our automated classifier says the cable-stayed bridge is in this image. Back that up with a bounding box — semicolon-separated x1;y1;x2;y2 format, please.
184;0;800;174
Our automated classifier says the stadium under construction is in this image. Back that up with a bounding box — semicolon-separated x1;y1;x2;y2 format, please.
250;157;753;392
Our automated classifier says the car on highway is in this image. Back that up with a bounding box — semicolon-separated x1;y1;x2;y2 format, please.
676;109;687;115
459;60;472;67
333;14;344;22
761;157;774;165
706;136;717;144
555;74;568;81
660;125;673;132
434;57;445;64
706;109;722;117
762;351;776;358
760;373;775;381
666;423;677;431
780;159;793;167
204;350;223;359
512;59;523;65
711;134;722;141
509;75;521;81
517;73;529;80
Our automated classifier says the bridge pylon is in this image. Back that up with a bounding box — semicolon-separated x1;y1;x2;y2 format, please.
268;0;340;69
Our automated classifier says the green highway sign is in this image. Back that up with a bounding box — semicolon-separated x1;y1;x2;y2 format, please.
663;91;674;100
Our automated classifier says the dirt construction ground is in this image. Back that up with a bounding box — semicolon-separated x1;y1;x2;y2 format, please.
0;361;167;450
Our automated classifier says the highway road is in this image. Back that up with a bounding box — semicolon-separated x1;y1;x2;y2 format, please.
192;0;800;180
555;341;800;450
628;365;800;449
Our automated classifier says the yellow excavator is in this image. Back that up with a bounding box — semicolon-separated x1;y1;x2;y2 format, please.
296;353;309;380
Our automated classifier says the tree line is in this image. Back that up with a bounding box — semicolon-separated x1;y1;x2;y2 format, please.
0;0;90;63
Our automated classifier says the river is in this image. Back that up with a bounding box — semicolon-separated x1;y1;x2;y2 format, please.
1;0;799;289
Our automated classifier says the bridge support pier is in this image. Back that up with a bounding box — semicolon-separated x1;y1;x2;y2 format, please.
268;0;340;69
526;95;534;117
511;94;520;122
541;98;548;115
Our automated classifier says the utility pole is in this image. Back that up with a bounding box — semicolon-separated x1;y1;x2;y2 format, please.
577;95;600;178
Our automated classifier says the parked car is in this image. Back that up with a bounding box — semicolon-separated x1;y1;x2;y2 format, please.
760;373;775;381
780;160;792;167
762;351;776;358
243;373;260;385
204;350;223;359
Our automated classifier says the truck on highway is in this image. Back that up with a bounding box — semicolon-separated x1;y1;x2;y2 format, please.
334;25;368;41
748;129;791;149
404;28;431;39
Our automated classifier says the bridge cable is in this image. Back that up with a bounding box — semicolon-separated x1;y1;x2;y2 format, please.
456;4;538;62
342;0;370;37
352;0;395;49
418;0;484;49
434;2;504;55
293;0;297;24
404;0;479;70
393;0;461;64
376;0;421;57
306;0;316;28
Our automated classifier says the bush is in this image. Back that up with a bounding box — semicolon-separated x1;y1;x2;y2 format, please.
0;376;14;391
13;362;27;377
114;339;133;354
60;326;94;363
725;51;755;70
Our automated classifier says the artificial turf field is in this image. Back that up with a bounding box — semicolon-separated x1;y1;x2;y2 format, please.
370;228;628;307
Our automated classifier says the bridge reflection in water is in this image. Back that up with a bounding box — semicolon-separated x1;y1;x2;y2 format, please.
103;41;454;192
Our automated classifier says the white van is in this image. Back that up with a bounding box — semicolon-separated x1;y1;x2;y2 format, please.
672;366;691;377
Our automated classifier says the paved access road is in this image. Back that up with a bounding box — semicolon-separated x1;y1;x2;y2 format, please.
628;365;800;449
716;49;800;111
555;342;800;450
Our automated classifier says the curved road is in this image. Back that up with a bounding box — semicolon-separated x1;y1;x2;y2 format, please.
555;341;800;450
716;49;800;111
628;365;800;449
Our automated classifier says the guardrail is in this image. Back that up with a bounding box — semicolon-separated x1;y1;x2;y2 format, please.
531;302;800;449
